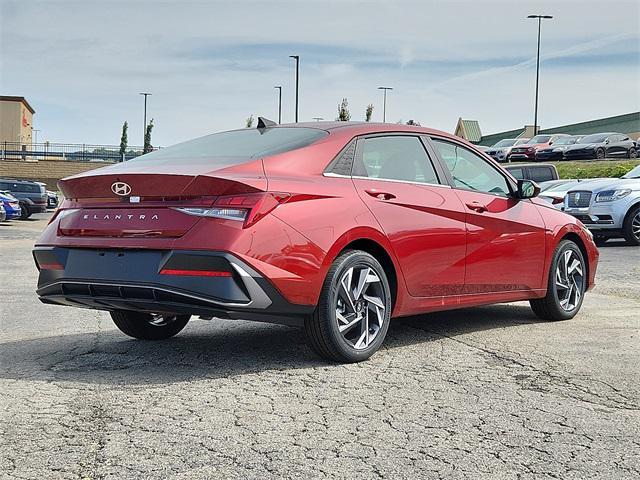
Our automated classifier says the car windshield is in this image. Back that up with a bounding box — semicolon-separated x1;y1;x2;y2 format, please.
129;127;328;165
622;164;640;179
578;134;608;144
492;139;516;147
553;137;577;146
528;135;551;144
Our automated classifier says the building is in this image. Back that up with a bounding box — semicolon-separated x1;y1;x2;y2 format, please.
0;96;35;144
455;112;640;146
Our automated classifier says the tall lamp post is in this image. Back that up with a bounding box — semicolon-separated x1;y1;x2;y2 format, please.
33;129;41;145
139;92;152;143
289;55;299;122
527;14;553;135
274;86;282;124
377;86;393;122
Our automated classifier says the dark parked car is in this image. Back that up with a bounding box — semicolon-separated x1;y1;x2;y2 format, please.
504;163;559;183
535;136;581;161
34;120;598;363
0;179;48;219
563;133;637;160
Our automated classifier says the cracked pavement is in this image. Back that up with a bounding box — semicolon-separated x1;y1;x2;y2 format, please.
1;214;639;479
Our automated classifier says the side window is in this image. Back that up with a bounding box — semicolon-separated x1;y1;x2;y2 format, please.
355;136;440;184
432;139;511;196
507;167;525;180
531;167;555;182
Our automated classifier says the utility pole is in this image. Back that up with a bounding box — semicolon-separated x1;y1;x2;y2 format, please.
139;92;152;144
377;86;393;122
289;55;299;122
527;15;553;135
274;86;282;124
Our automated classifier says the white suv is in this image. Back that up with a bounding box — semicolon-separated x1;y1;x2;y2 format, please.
563;164;640;246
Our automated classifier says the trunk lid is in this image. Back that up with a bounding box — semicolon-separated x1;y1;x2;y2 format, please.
56;159;267;238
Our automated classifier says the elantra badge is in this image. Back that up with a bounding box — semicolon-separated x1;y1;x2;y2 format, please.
111;182;131;196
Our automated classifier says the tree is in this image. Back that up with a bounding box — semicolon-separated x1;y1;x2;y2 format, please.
365;104;374;122
246;115;254;128
336;98;350;121
119;121;128;160
143;119;154;154
406;119;421;126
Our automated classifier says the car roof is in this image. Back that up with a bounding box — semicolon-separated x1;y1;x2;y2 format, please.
268;121;461;140
0;178;40;183
504;163;556;168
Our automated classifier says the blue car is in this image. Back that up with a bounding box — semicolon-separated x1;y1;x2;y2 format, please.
0;191;22;220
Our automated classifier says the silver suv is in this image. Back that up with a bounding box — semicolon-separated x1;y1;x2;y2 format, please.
563;164;640;246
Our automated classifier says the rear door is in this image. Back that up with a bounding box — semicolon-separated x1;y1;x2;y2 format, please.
429;138;546;294
351;135;467;297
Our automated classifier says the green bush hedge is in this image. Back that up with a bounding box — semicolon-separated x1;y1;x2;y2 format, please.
553;160;640;179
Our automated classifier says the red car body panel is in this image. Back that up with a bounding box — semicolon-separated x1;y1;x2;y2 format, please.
35;123;598;322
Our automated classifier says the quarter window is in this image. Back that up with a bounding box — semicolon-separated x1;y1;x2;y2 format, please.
432;139;511;196
355;136;439;184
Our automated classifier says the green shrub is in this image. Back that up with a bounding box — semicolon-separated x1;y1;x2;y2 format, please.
554;160;640;179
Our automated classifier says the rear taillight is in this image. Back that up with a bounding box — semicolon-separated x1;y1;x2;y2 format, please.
173;192;290;228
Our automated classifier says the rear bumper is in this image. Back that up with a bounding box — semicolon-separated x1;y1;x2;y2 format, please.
27;203;48;214
33;247;314;326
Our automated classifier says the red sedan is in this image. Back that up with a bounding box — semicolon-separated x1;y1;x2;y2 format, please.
34;120;598;362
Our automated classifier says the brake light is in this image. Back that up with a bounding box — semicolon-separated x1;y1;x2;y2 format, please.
173;192;290;228
38;262;64;270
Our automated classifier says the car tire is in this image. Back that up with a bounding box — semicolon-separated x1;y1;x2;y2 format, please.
304;250;392;363
628;147;637;159
596;148;605;159
110;310;190;340
622;204;640;246
530;240;587;321
19;204;31;220
593;235;608;247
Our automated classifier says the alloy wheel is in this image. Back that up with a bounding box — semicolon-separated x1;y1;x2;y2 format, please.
555;249;584;311
632;211;640;240
335;265;386;350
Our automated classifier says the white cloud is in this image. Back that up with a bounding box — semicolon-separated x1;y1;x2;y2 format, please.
1;0;638;145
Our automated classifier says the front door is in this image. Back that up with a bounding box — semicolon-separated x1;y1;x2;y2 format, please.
351;135;467;297
430;138;546;294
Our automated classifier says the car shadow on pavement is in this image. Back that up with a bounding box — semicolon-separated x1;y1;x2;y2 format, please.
0;304;543;385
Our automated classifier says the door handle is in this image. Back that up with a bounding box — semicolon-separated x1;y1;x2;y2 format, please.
466;201;487;213
365;189;396;201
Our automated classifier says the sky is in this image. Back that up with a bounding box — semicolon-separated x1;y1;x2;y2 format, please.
1;0;639;147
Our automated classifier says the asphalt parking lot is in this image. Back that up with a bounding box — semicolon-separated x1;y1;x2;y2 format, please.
1;213;638;480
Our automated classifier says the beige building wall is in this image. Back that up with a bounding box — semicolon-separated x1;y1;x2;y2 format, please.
0;97;34;144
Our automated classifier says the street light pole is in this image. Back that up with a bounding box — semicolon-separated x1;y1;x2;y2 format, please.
274;86;282;124
139;92;152;143
377;86;393;122
289;55;299;122
33;129;41;144
527;15;553;135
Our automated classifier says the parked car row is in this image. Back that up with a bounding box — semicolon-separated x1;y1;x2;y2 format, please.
485;132;637;162
0;178;58;220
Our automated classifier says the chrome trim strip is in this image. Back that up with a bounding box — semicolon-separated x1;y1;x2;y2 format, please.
322;172;451;189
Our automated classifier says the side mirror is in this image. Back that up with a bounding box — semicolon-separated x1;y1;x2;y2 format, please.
516;179;540;199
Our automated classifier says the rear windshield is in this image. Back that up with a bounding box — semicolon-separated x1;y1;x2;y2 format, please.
129;127;328;166
578;134;608;144
0;181;44;193
528;135;551;144
492;139;517;147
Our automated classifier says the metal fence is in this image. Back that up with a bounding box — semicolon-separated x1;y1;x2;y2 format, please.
0;142;157;163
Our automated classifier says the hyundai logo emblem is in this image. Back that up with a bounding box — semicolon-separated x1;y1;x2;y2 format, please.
111;182;132;196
